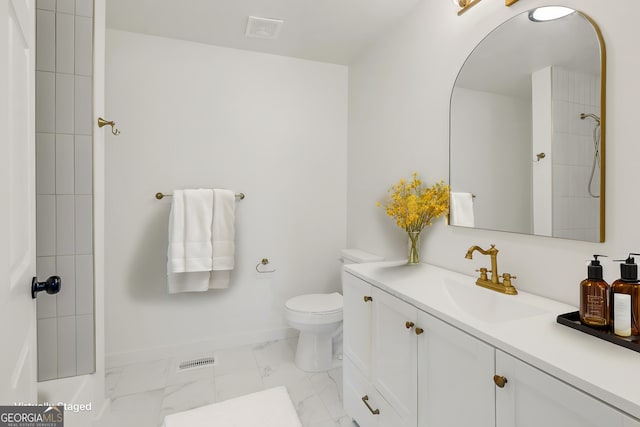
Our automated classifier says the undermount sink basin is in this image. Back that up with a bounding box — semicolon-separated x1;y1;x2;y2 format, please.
443;277;545;323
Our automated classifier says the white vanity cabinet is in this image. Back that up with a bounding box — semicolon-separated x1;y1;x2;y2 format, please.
343;265;640;427
495;350;634;427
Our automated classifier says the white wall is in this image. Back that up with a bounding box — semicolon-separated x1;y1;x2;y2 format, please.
348;0;640;305
105;30;347;363
451;87;531;233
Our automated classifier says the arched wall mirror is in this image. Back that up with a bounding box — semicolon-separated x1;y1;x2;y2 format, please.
449;7;605;242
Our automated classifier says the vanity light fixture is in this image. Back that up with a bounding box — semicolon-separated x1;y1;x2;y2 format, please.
455;0;519;16
453;0;482;16
528;6;575;22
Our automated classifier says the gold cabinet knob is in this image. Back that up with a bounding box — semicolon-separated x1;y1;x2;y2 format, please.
415;327;424;335
364;296;373;303
405;321;415;329
493;375;508;388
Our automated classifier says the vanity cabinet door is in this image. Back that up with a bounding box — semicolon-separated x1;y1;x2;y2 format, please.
343;271;374;377
417;310;495;427
372;287;418;427
495;350;630;427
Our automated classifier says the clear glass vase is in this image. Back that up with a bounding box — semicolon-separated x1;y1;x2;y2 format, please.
407;231;421;265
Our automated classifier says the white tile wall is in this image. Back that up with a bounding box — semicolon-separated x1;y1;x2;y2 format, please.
74;76;92;134
55;134;75;194
36;10;55;72
36;2;95;381
36;195;56;256
75;135;92;194
55;195;75;254
36;72;55;133
57;315;77;377
37;318;58;380
36;133;55;195
75;254;93;314
36;0;56;11
56;0;75;15
75;195;93;254
76;314;95;375
551;67;601;240
56;255;76;316
75;0;93;17
56;12;75;74
74;16;93;76
55;73;75;133
36;256;57;319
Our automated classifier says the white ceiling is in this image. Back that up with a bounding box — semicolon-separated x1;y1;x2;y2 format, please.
106;0;422;65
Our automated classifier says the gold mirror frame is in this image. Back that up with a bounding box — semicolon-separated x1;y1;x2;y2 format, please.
449;9;606;242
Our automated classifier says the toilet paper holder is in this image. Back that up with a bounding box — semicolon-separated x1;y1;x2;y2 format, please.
256;258;276;273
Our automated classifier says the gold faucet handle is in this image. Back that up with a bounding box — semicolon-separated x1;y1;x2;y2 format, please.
475;268;489;281
502;273;516;286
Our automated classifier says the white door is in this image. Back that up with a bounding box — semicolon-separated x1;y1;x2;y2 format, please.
0;0;37;405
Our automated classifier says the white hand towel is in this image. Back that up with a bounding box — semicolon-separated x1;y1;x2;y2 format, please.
209;189;236;289
167;189;214;293
450;192;475;227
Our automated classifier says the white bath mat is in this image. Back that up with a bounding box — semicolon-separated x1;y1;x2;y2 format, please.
162;386;301;427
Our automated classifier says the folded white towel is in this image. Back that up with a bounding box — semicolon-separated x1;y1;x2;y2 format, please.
167;189;214;294
209;189;236;289
450;192;475;227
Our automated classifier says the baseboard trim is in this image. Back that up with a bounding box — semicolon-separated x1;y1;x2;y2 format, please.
106;327;298;369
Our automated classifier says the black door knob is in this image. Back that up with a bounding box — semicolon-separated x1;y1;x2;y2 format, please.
31;276;62;299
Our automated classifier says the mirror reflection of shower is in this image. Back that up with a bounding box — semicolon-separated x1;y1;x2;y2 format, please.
580;112;601;198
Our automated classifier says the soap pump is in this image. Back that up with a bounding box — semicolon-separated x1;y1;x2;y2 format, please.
611;253;640;337
580;255;609;328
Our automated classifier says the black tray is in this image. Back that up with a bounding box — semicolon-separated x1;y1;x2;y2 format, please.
556;311;640;354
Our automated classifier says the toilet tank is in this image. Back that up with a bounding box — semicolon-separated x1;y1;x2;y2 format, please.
340;249;384;265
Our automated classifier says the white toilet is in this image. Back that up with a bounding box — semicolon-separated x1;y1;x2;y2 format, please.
285;249;383;372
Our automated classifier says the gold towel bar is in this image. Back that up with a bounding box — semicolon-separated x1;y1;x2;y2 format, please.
155;192;245;200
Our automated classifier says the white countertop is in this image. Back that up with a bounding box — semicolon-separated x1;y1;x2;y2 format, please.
344;261;640;420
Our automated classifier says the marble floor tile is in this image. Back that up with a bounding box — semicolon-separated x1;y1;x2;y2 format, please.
105;366;123;398
253;339;296;369
112;358;170;398
104;389;164;427
159;379;216;421
215;369;264;402
102;338;353;427
295;393;334;426
213;345;259;377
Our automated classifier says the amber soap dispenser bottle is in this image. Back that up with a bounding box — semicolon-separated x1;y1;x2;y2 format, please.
580;255;609;328
611;254;640;337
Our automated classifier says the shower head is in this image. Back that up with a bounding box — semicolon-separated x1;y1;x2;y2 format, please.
580;113;601;124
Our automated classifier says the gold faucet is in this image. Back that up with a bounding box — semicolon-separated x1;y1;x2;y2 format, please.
465;244;518;295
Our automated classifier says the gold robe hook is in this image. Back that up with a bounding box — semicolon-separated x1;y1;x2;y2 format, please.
98;117;121;135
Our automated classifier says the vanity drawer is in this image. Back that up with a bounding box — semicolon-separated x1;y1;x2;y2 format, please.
344;356;405;427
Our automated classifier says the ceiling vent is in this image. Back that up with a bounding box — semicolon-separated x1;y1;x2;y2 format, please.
245;16;284;40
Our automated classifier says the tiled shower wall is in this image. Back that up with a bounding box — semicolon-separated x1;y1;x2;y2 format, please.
551;67;601;242
35;0;95;381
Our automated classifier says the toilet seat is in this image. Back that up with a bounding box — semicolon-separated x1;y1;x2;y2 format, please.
285;293;343;325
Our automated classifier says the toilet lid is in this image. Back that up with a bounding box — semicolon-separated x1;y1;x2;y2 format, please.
285;292;343;313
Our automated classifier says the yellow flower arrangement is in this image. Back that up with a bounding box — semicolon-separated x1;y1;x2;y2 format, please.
377;173;450;263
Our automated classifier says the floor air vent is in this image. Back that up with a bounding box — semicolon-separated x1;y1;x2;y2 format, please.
178;356;215;371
